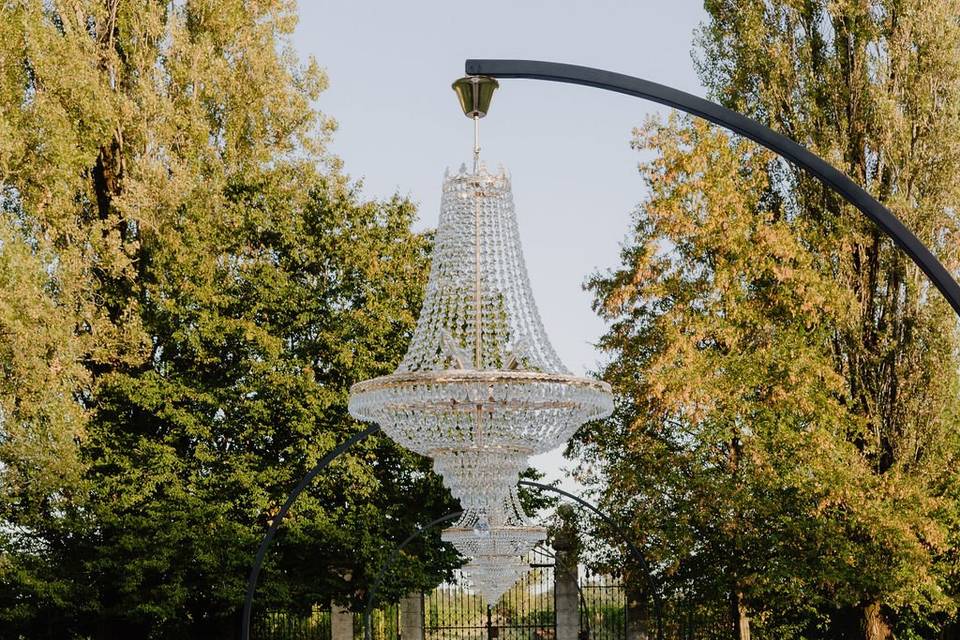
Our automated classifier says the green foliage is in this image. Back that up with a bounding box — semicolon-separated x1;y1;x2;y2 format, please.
0;205;88;523
0;1;459;638
573;1;960;638
517;467;561;517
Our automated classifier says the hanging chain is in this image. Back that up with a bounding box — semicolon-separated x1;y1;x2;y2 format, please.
473;114;481;173
473;114;482;370
473;113;484;446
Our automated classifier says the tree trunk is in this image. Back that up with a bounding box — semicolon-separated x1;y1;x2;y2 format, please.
861;601;891;640
624;572;651;640
728;436;750;640
730;589;750;640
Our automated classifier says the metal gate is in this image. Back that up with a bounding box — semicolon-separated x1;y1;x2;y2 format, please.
578;569;625;640
252;605;331;640
423;547;556;640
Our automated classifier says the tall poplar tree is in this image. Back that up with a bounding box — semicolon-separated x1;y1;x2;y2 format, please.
697;2;960;636
574;1;960;639
0;2;459;638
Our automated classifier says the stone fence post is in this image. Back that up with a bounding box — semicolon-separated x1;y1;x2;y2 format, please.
331;601;353;640
552;504;580;640
400;592;423;640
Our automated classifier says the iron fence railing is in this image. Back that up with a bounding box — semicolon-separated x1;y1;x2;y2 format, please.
253;563;733;640
252;604;400;640
253;606;331;640
578;569;625;640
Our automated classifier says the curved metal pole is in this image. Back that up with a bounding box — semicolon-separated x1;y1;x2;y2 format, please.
464;59;960;319
241;424;381;640
518;480;664;640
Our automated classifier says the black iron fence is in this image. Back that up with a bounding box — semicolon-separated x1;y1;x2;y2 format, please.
578;569;625;640
252;570;736;640
251;568;768;640
357;604;401;640
252;604;400;640
253;550;639;640
252;606;331;640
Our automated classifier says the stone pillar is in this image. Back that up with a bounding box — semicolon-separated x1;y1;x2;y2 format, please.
399;592;423;640
331;601;353;640
555;562;579;640
625;577;652;640
553;504;581;640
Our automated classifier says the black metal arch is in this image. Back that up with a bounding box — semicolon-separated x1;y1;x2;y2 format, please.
360;480;664;640
464;59;960;319
517;480;663;640
362;509;463;636
241;425;381;640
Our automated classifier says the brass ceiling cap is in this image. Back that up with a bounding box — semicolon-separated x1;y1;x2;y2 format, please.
452;75;499;118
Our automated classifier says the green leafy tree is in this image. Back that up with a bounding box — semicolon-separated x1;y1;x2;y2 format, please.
573;1;960;637
0;1;460;638
697;1;960;636
575;118;856;639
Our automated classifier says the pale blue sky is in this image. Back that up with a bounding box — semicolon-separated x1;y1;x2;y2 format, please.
292;1;709;489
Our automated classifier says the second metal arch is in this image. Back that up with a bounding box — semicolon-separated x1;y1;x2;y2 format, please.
361;480;663;640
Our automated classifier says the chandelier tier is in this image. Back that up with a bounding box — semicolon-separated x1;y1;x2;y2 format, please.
440;489;547;558
462;555;531;604
429;447;528;513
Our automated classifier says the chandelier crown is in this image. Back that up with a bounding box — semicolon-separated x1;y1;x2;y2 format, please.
399;164;567;375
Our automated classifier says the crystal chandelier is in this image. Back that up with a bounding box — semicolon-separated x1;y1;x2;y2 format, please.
348;77;613;599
